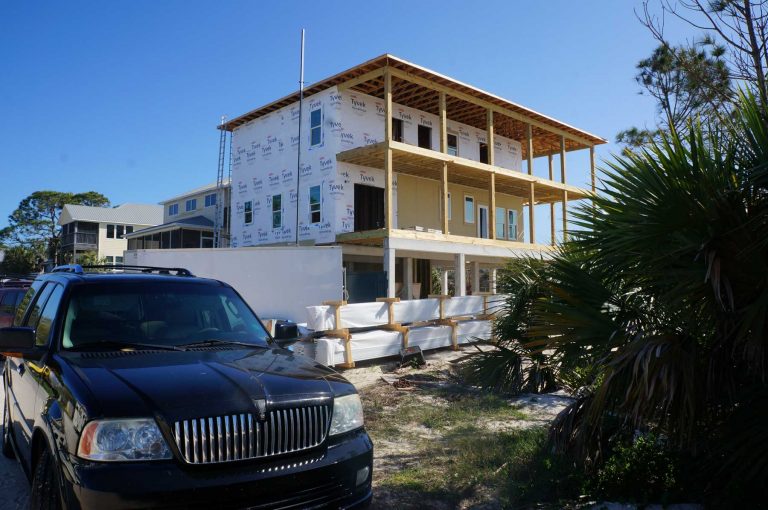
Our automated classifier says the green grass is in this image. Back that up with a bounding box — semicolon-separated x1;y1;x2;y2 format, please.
361;380;584;508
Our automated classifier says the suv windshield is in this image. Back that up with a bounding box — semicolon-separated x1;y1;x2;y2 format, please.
61;282;270;350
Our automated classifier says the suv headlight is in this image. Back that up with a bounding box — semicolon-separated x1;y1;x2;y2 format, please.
77;418;172;461
329;394;364;436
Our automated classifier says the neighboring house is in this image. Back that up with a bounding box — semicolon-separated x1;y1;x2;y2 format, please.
59;203;163;264
125;180;231;250
223;54;606;301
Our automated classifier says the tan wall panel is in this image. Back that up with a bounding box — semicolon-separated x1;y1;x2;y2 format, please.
396;174;524;239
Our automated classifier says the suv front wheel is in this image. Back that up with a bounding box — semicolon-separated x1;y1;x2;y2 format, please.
29;448;62;510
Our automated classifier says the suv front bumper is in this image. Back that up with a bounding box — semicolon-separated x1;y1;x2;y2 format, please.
59;429;373;509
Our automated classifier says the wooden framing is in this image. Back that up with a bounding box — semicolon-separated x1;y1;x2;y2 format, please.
487;109;496;239
441;162;449;234
321;300;353;368
384;69;394;233
526;124;534;176
528;182;536;244
548;154;555;245
560;136;567;241
590;145;596;193
336;140;586;204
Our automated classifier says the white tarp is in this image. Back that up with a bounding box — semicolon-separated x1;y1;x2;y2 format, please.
305;295;509;331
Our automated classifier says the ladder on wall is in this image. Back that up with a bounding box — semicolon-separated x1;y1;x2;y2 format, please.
213;116;228;248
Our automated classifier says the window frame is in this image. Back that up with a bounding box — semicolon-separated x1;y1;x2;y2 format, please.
495;207;506;240
309;185;322;224
168;203;179;216
464;195;475;224
204;193;217;208
244;201;253;225
508;209;518;241
272;194;282;229
392;118;404;143
417;124;432;149
185;199;197;212
447;133;458;156
106;224;115;239
34;283;64;347
310;107;323;147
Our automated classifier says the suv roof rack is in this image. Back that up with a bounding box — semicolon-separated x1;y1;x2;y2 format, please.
51;264;194;277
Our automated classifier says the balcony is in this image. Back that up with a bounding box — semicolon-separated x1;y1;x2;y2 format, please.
61;232;98;250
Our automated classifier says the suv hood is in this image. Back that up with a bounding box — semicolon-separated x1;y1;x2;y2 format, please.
61;347;352;423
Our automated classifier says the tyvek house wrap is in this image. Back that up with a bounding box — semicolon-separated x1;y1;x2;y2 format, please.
229;85;523;247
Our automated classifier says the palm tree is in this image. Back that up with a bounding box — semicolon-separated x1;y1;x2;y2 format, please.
466;91;768;502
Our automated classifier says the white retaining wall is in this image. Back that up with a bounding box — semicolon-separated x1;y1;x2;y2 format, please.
123;246;343;323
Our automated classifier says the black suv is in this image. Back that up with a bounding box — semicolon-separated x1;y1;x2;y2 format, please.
0;265;373;509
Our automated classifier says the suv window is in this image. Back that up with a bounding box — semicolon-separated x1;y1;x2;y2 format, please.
61;282;270;349
0;290;21;314
14;281;44;326
35;284;65;346
23;283;55;329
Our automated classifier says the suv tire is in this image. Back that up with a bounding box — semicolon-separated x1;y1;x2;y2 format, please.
2;394;14;459
29;448;62;510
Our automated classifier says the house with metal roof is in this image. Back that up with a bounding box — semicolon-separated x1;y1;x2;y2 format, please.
218;54;606;302
59;203;163;263
125;179;231;250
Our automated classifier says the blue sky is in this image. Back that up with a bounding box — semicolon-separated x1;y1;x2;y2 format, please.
0;1;692;241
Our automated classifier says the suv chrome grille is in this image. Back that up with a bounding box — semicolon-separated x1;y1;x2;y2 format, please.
172;404;331;464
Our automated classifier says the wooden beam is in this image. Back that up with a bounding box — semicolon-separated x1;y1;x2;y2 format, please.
384;67;394;232
442;162;449;234
337;68;384;91
487;109;496;239
560;136;567;184
489;172;496;239
528;182;535;244
590;145;596;193
562;190;568;242
439;91;447;153
549;155;555;245
387;67;596;147
526;124;534;176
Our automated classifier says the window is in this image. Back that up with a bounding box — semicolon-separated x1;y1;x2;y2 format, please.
125;226;134;235
168;203;179;216
117;225;124;238
310;107;322;147
479;142;489;164
309;185;321;224
508;210;518;241
105;256;114;264
205;193;217;207
244;201;253;225
447;192;452;221
107;224;115;238
186;199;197;212
14;281;44;326
495;207;506;239
23;283;54;329
418;125;432;149
447;133;458;156
272;194;282;229
464;195;475;223
115;256;124;264
392;118;404;142
34;284;64;346
201;233;214;248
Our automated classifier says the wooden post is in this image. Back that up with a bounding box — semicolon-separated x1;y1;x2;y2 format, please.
548;154;555;245
526;124;534;176
384;239;396;298
487;109;496;239
439;91;447;153
560;136;567;241
384;68;394;233
442;162;449;234
590;145;596;193
489;173;496;239
376;297;400;326
528;182;536;244
322;300;353;368
454;252;466;296
428;294;451;319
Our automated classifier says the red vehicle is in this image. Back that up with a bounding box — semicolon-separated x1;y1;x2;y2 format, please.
0;284;30;328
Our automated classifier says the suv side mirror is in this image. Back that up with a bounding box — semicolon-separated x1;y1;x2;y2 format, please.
0;327;38;358
273;320;299;347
